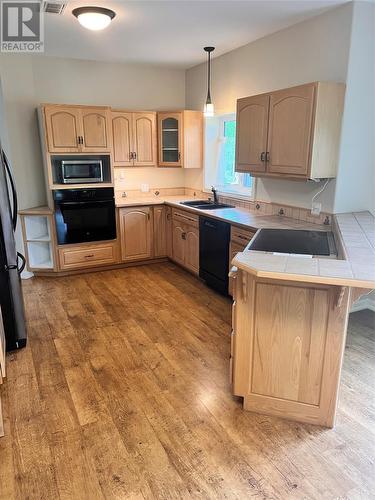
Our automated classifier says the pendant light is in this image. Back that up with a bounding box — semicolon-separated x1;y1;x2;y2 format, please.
203;46;215;117
72;6;116;31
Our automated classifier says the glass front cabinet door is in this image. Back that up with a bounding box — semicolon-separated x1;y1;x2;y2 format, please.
158;112;183;167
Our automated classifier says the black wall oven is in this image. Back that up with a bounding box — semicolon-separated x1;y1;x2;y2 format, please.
53;188;116;245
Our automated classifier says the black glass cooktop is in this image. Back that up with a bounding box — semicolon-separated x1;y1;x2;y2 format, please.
249;229;336;256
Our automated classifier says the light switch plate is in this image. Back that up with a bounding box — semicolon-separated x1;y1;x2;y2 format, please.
311;202;322;216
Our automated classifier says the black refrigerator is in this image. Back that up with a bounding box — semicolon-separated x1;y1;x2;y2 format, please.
0;84;27;351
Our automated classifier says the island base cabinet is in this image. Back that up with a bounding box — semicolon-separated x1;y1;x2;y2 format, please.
232;271;350;427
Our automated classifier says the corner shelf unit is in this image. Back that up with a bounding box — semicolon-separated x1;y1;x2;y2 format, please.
19;208;56;272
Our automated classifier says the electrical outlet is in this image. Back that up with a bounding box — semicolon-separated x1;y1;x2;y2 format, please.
311;202;322;216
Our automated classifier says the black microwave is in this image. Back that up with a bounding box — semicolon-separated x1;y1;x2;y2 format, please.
61;159;103;184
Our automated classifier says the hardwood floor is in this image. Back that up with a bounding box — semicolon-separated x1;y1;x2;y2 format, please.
0;262;374;499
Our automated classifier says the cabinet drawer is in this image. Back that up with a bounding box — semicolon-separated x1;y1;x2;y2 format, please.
231;226;255;247
58;242;117;270
172;208;199;228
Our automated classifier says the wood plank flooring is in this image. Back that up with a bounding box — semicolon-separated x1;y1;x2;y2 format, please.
0;262;374;499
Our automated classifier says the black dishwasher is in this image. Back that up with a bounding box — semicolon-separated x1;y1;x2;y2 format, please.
199;216;230;295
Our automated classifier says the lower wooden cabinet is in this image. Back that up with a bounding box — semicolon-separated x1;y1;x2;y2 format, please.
228;226;256;296
171;208;199;274
172;220;185;267
231;272;350;427
119;206;153;262
58;241;118;270
153;206;168;257
184;226;199;274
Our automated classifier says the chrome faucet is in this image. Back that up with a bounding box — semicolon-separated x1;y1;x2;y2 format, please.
211;186;218;204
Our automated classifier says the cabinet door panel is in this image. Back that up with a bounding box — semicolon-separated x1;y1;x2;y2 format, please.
81;108;111;152
44;106;81;152
120;207;152;261
184;226;199;275
252;283;328;405
165;207;172;258
267;84;315;176
153;206;167;257
112;112;133;166
172;220;185;266
235;95;269;173
158;113;183;167
133;113;157;166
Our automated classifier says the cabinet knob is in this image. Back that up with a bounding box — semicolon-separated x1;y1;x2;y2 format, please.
133;152;137;160
260;152;265;162
265;152;270;162
129;152;133;160
182;232;186;240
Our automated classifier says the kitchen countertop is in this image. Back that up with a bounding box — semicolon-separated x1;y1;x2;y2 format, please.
233;211;375;289
116;196;328;231
116;196;375;289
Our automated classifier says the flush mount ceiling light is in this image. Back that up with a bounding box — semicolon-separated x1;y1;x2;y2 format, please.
72;6;116;31
203;46;215;117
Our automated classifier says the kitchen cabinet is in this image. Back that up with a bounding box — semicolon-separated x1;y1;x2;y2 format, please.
44;105;81;152
58;241;118;271
158;111;203;169
119;206;153;262
231;270;351;427
43;105;111;153
172;220;185;266
236;95;269;174
171;209;199;274
165;206;172;258
80;107;111;152
184;226;199;274
19;209;56;272
111;111;157;167
235;82;345;180
228;226;255;296
153;205;168;257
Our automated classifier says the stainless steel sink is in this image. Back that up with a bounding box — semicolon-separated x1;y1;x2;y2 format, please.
180;200;234;210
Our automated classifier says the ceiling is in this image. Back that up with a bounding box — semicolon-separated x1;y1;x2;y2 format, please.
43;0;350;69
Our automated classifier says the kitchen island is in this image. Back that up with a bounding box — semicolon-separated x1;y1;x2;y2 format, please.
230;212;375;427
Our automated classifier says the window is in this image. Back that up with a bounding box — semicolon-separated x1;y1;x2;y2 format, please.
204;113;253;197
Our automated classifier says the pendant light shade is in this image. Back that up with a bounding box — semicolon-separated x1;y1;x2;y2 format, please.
72;6;116;31
203;46;215;117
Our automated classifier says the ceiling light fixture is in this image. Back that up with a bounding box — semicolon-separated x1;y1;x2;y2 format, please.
72;6;116;31
203;46;215;117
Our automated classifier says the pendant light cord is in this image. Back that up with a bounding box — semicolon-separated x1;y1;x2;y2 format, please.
207;51;211;103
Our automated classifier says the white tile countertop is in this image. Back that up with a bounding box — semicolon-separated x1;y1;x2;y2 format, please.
116;196;328;231
233;211;375;289
115;196;375;289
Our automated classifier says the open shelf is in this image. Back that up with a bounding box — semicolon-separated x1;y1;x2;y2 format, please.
27;241;53;269
24;215;51;242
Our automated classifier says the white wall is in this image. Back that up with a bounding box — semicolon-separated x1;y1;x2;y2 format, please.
334;1;375;214
185;3;353;211
0;55;186;209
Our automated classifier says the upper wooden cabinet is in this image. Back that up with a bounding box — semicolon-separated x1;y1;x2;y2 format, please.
158;111;203;169
80;108;111;152
111;111;157;167
235;82;345;180
236;95;269;174
43;105;111;153
44;106;82;152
